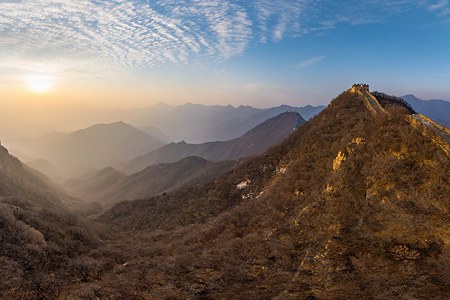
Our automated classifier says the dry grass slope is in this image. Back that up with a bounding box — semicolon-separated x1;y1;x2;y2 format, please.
2;89;448;299
95;90;449;299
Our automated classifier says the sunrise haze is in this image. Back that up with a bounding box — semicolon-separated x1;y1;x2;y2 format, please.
2;1;450;138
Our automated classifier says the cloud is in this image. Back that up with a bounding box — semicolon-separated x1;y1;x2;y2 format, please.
253;0;303;43
0;0;307;75
295;56;325;69
424;0;450;15
0;0;448;79
428;0;449;11
0;0;255;75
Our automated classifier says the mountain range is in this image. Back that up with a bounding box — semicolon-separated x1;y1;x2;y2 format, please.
402;94;450;127
7;122;163;176
64;157;236;207
97;97;447;144
64;111;303;206
98;86;449;298
122;111;304;173
95;102;324;143
1;86;449;299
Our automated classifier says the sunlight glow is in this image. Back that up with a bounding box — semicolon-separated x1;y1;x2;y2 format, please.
26;74;55;93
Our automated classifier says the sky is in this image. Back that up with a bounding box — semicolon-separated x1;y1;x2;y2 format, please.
1;0;450;136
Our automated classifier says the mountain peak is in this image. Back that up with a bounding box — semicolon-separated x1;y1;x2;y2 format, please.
344;84;417;116
348;84;385;114
110;121;127;126
350;83;370;93
78;121;133;133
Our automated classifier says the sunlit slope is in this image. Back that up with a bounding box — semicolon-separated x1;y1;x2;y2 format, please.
101;87;449;299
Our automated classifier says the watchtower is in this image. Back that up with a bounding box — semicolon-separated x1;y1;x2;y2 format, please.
351;84;369;93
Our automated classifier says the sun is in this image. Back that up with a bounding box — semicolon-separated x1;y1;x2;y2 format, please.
26;74;55;93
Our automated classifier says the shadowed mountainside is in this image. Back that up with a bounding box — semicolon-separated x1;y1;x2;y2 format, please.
0;143;104;299
122;111;304;173
64;157;236;207
0;144;82;211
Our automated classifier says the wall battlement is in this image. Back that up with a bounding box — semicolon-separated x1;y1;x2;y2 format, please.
351;84;369;93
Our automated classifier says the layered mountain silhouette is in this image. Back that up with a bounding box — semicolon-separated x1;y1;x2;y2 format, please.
402;94;450;127
64;157;236;207
99;86;449;298
63;167;126;200
0;143;81;210
9;122;163;175
96;102;324;143
122;111;304;173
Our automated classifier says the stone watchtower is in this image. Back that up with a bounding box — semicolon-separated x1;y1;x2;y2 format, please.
351;84;369;93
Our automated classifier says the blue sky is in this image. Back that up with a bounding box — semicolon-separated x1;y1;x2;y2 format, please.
1;0;450;107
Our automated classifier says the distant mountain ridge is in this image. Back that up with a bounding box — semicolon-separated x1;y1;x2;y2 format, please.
64;157;236;207
63;167;126;200
402;94;450;127
95;102;324;143
122;111;304;173
7;121;163;175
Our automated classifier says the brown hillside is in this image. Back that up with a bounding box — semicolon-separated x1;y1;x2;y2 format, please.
0;145;102;299
97;87;450;299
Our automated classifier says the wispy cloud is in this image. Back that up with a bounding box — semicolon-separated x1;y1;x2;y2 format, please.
295;56;325;69
424;0;450;15
427;0;449;11
0;0;448;80
0;0;256;75
253;0;303;43
0;0;307;75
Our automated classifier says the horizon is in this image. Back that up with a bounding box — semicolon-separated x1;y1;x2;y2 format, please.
1;87;449;140
1;1;450;138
